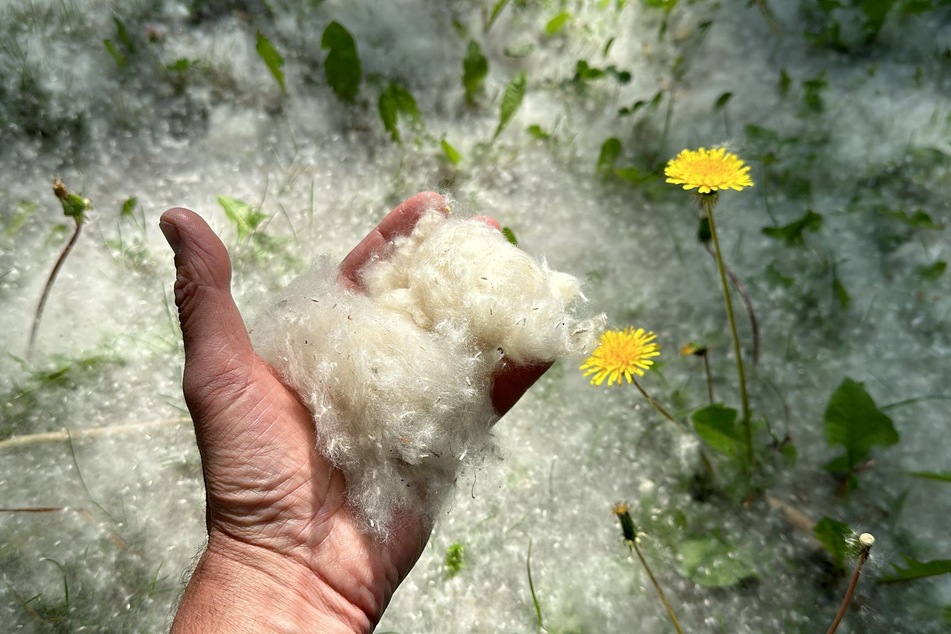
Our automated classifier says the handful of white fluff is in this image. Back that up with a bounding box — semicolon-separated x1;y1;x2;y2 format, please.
251;208;602;538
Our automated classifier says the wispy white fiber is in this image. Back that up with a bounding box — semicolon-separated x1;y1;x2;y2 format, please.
251;206;603;538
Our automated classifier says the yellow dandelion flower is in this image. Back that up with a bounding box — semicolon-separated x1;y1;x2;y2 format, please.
580;327;660;387
664;147;753;194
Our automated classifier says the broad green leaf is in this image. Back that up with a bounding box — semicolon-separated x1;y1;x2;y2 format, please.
676;536;757;588
762;210;823;245
256;32;285;93
463;40;488;104
879;556;951;583
544;11;571;35
218;196;267;243
440;139;462;165
692;404;742;455
823;378;899;474
597;137;622;171
813;516;853;568
494;71;526;140
378;82;421;143
321;21;361;102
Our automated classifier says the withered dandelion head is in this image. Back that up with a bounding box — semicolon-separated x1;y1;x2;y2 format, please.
665;147;753;194
580;327;660;387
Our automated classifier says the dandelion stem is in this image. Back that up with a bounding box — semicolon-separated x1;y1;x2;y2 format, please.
29;219;83;359
826;534;874;634
29;179;91;360
632;377;683;428
631;540;684;634
702;352;714;404
702;195;754;469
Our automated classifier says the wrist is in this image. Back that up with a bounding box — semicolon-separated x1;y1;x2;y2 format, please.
172;532;374;633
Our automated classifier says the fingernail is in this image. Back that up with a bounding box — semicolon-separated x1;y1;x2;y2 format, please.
159;220;182;254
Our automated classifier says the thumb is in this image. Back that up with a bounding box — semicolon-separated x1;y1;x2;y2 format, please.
159;207;256;412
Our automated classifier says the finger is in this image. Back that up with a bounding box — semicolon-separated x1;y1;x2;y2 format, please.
473;215;501;231
491;360;553;416
159;207;256;414
339;191;449;290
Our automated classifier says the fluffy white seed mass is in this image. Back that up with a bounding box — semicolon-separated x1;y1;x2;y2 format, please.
251;208;603;538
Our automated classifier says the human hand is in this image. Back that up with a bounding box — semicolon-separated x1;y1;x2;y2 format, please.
160;192;549;632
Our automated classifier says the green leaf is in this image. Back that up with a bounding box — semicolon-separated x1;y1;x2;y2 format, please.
890;208;944;230
907;471;951;482
613;166;652;185
762;210;823;245
321;21;362;102
256;32;285;93
444;542;465;578
574;59;606;82
813;516;853;568
166;58;195;73
526;124;550;140
440;139;462;165
802;72;828;113
120;197;138;218
494;71;526;140
714;91;733;110
833;271;850;309
691;404;743;456
879;556;951;583
218;196;267;243
502;227;518;246
486;0;510;32
114;17;135;53
597;137;622;171
463;40;488;104
378;82;421;143
675;536;757;588
544;11;571;35
915;260;948;282
103;39;127;69
823;379;899;475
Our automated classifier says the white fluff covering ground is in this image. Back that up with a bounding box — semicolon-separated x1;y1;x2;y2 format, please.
251;206;604;537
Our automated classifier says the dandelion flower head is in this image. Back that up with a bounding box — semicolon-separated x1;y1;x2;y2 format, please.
580;327;660;387
664;147;753;194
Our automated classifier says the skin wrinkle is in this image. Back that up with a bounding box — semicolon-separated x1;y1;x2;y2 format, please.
208;534;372;632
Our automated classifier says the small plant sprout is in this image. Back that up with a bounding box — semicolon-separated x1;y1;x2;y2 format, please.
665;147;755;469
29;179;92;359
826;533;875;634
612;503;684;634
